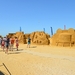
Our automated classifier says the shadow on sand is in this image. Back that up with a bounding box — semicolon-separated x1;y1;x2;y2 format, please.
0;71;7;75
12;48;23;51
30;46;37;48
17;49;24;51
8;49;24;54
8;52;20;54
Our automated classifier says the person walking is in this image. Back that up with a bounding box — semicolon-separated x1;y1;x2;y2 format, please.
5;37;10;53
1;38;5;51
27;37;31;48
9;37;14;51
15;37;19;51
3;37;7;48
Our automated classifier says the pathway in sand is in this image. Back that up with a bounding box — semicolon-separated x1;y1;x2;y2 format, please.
13;49;75;62
0;46;75;75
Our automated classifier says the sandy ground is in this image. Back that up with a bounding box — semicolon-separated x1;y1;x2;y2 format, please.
0;44;75;75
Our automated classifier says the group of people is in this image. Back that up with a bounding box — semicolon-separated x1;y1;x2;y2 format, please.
0;36;19;53
0;35;31;54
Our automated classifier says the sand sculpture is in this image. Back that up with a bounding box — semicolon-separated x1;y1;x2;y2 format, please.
51;28;75;47
24;34;30;43
56;33;72;46
7;32;26;44
24;34;30;39
14;32;26;44
31;31;50;45
7;31;50;45
7;33;15;38
24;31;50;45
56;28;62;33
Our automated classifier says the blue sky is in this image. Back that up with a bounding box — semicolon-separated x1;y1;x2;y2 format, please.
0;0;75;36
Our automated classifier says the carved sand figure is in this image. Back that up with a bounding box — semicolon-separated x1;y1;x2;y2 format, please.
51;28;75;47
7;31;50;46
31;31;50;45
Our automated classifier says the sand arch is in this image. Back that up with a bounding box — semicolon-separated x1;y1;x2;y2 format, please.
68;28;75;33
56;28;62;33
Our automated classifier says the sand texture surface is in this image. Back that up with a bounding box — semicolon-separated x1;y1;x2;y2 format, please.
0;44;75;75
